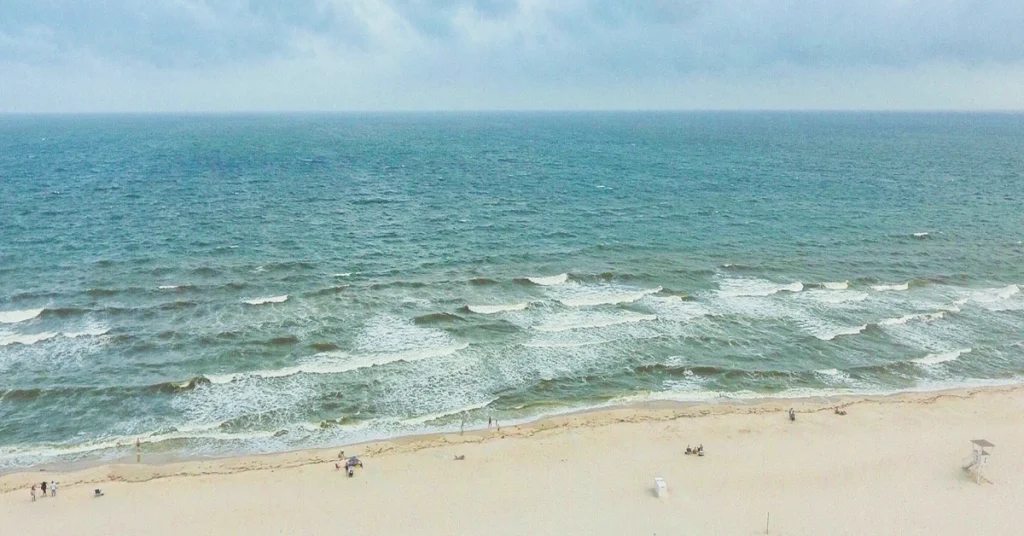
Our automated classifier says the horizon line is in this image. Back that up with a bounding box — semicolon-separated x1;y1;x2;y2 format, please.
2;108;1024;116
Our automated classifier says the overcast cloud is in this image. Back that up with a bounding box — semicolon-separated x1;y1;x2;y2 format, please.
1;0;1022;112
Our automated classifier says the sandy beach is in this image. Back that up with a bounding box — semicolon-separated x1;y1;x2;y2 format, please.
2;385;1022;535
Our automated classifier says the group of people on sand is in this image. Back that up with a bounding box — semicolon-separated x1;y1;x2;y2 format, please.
684;444;705;457
30;481;58;502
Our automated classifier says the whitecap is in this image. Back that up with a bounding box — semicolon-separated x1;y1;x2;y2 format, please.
872;282;909;291
0;308;44;324
558;286;662;307
64;328;110;339
400;397;499;426
821;281;850;290
718;278;803;297
206;343;470;384
332;273;352;278
878;312;945;326
970;284;1019;303
244;295;288;305
0;332;58;346
527;273;568;286
158;285;180;290
466;303;529;314
912;232;929;238
815;324;867;341
534;312;657;333
912;348;971;366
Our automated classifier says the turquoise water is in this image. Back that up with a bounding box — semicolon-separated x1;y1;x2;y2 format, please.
1;112;1022;469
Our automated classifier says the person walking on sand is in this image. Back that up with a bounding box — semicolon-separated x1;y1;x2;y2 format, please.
40;480;47;497
31;484;36;502
50;481;56;497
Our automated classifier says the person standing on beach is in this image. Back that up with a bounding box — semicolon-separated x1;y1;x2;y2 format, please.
50;481;56;497
40;481;47;497
30;485;36;502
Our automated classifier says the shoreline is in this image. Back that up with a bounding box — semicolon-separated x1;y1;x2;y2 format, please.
4;382;1022;535
2;382;1019;491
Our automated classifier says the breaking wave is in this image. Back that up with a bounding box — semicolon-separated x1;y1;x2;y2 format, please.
525;273;568;286
718;279;803;297
0;308;44;324
558;286;662;307
912;348;971;366
872;282;909;291
466;303;529;314
244;295;289;305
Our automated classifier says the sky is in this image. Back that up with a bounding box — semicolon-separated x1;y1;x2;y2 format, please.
1;0;1023;112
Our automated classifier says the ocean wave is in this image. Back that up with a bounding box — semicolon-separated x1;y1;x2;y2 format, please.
558;286;662;307
466;303;529;314
912;348;971;366
803;290;868;304
244;295;288;305
878;311;946;326
521;339;609;349
332;273;352;278
399;398;499;426
64;327;110;339
0;332;58;346
0;308;44;324
526;273;568;286
413;312;466;325
534;312;657;333
205;343;470;384
468;277;499;286
970;284;1019;303
820;281;850;290
912;232;930;238
158;285;182;290
815;324;868;341
872;282;909;291
718;278;803;297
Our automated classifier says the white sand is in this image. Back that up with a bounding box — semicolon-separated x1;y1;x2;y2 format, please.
3;386;1023;535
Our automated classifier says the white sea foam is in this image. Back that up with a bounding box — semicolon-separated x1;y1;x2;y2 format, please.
332;273;352;278
815;368;842;376
821;281;850;290
558;286;662;307
64;327;110;339
466;303;529;314
970;284;1019;303
400;398;499;426
872;282;909;291
718;278;803;297
534;312;657;333
912;232;929;238
912;348;971;366
803;290;868;304
0;308;44;324
878;312;945;326
0;332;58;346
815;324;868;341
521;339;609;349
527;273;568;286
158;285;180;290
244;295;288;305
205;343;469;384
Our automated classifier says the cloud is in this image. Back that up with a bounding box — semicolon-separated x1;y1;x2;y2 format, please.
1;0;1023;111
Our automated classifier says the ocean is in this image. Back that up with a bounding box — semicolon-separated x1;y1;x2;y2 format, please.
1;112;1022;470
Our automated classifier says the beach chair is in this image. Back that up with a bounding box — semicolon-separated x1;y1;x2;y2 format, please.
654;477;667;498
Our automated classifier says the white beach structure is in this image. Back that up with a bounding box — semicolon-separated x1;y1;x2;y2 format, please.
962;439;994;484
654;477;667;498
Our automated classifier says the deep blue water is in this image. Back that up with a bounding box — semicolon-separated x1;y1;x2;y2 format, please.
1;112;1022;469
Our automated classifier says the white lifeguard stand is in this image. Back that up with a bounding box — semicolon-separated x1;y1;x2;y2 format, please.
962;439;994;484
654;477;667;498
